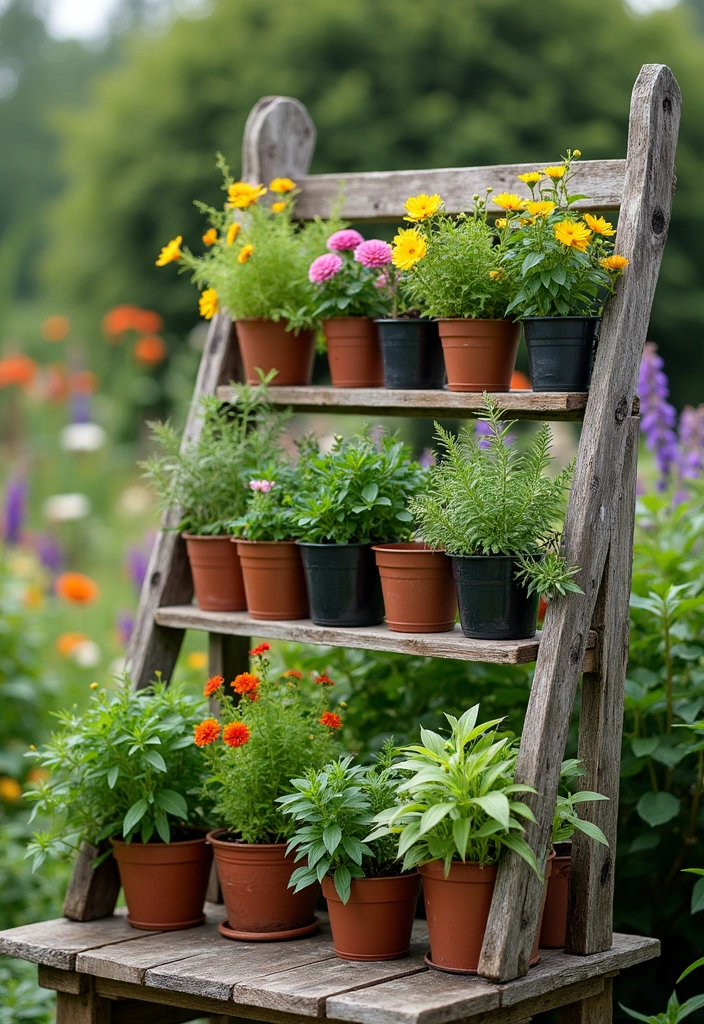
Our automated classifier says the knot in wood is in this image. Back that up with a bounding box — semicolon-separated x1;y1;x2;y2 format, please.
569;633;584;665
663;96;672;113
600;855;612;887
150;570;161;588
651;206;666;235
589;475;599;495
615;397;629;424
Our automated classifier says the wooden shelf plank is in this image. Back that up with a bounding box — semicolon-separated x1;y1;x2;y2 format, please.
216;386;589;421
154;606;596;669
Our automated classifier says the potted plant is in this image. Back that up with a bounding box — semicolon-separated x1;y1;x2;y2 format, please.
230;465;308;621
278;744;421;961
141;378;289;611
308;230;392;387
196;646;342;940
368;705;548;973
372;541;457;634
393;191;518;393
540;759;609;948
25;679;212;931
501;151;629;391
165;157;343;386
293;430;425;626
409;396;583;640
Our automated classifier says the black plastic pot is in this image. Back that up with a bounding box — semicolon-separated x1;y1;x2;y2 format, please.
376;319;446;390
522;316;601;392
452;555;539;640
298;542;385;627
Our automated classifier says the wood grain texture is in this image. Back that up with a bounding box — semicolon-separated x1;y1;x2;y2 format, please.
38;965;88;994
62;841;121;923
294;160;625;221
0;913;135;970
558;978;614;1024
566;419;639;954
216;386;589;422
242;96;316;189
56;986;112;1024
478;64;680;983
155;607;597;669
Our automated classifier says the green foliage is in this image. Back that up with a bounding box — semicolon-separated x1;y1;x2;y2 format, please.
409;397;580;599
25;678;208;869
200;652;340;843
231;467;299;542
293;430;425;544
141;376;290;535
279;743;404;903
0;959;54;1024
311;242;390;320
551;759;609;846
368;705;541;876
621;991;704;1024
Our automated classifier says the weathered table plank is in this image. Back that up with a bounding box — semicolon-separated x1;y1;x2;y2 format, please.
0;913;137;971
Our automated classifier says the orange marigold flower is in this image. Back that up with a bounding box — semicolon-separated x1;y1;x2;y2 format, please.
269;177;296;193
42;315;70;342
55;573;99;604
237;243;254;264
202;228;218;246
69;370;98;395
194;718;221;747
226;221;241;246
102;306;163;339
132;309;163;335
56;632;89;656
186;651;208;670
283;669;303;679
232;672;260;696
0;354;37;390
134;335;167;365
319;711;341;729
223;721;251;747
271;202;286;214
249;643;270;656
26;767;49;783
511;370;532;391
315;674;335;686
204;675;224;697
0;777;22;802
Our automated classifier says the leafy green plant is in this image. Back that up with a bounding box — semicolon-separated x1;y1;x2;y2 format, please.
293;430;425;544
551;759;608;846
310;232;391;320
0;960;55;1024
278;742;405;903
368;704;541;876
25;679;209;870
141;376;290;535
229;466;300;542
409;396;581;599
197;648;342;843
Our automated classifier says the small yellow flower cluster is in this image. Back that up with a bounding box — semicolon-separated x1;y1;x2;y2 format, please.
391;226;428;270
199;288;219;320
155;235;182;266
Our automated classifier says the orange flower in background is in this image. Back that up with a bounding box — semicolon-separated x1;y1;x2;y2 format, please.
187;651;208;670
55;573;99;604
223;721;251;747
269;177;296;193
249;643;270;656
237;243;254;264
511;370;531;391
194;718;221;747
271;202;286;214
314;674;335;687
319;711;341;730
26;767;49;784
0;354;37;389
282;669;302;679
42;315;70;342
134;335;167;365
202;228;218;246
204;675;224;697
232;672;259;696
226;221;241;246
102;305;163;340
131;308;163;335
0;777;22;802
45;363;69;402
69;370;98;395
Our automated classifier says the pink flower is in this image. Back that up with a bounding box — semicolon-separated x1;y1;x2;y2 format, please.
374;272;389;289
309;253;343;284
327;229;364;252
249;479;275;493
354;239;392;269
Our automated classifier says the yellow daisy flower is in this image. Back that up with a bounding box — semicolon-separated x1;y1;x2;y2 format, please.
238;243;254;264
202;228;218;246
269;177;296;193
489;270;504;280
155;235;182;266
495;218;509;229
227;182;267;208
493;193;527;212
518;172;542;186
271;202;286;214
583;214;617;237
542;165;567;179
403;193;443;221
554;219;592;251
526;200;556;218
187;651;208;670
600;255;629;272
391;228;428;270
226;221;241;246
199;288;219;320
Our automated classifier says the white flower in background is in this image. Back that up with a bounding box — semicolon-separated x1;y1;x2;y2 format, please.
71;640;101;668
117;485;152;517
43;493;91;523
60;423;107;453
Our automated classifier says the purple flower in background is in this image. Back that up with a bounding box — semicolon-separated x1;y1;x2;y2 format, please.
116;611;134;648
125;533;154;594
419;448;435;469
35;533;64;574
71;391;91;425
677;405;704;480
638;342;679;490
3;477;27;546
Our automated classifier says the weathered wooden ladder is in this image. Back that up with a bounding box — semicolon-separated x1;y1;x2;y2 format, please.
0;63;679;1024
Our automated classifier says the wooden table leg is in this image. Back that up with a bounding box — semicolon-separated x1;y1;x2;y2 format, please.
558;977;613;1024
56;984;112;1023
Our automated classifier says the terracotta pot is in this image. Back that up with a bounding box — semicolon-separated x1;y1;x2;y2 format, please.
207;830;319;940
540;844;571;947
372;543;457;633
183;534;246;612
235;319;316;386
235;539;308;620
323;317;384;387
111;834;212;931
322;873;421;961
436;319;520;393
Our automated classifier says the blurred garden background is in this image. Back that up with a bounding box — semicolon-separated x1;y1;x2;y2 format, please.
2;0;704;1019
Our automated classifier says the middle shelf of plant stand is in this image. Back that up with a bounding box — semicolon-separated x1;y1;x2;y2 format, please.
155;605;597;669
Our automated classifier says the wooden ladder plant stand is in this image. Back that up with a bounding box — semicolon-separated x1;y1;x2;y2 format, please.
0;64;680;1024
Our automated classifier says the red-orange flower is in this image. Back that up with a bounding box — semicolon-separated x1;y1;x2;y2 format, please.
69;370;98;395
55;572;99;604
0;355;37;389
56;632;89;656
204;675;224;697
283;669;303;679
510;370;531;391
319;711;341;729
102;305;163;340
194;718;221;746
315;674;335;687
232;672;259;696
249;643;270;656
223;721;251;747
42;315;71;342
134;335;167;365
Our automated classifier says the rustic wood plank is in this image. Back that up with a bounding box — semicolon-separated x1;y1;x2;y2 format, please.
242;96;316;189
56;987;112;1024
215;387;589;422
478;63;680;982
294;160;625;221
155;608;597;669
62;841;122;923
111;1002;198;1024
558;978;614;1024
38;965;89;994
566;418;639;954
0;913;138;971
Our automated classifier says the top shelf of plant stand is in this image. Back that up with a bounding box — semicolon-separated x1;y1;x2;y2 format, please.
216;386;591;421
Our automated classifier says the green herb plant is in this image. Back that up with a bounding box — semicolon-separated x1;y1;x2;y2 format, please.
551;759;609;847
229;465;299;542
278;742;405;903
409;395;582;600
